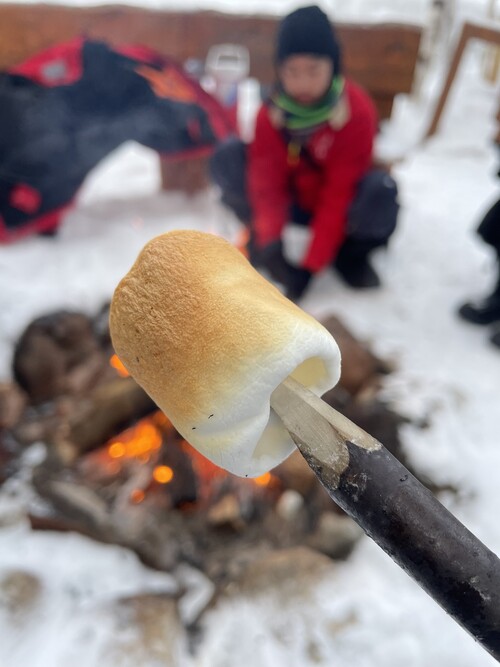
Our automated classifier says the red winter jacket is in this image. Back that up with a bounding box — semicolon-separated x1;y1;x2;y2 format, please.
247;80;377;273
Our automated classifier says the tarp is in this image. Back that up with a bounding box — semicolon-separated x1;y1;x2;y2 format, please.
0;38;234;242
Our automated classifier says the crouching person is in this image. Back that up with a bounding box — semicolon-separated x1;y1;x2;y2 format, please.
210;5;399;300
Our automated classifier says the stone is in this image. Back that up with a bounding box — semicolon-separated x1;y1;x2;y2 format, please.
275;450;318;497
207;494;245;531
104;594;187;666
275;489;304;522
228;546;336;602
0;570;42;619
306;512;364;559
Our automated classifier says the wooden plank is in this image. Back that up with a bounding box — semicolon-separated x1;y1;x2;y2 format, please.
337;23;422;94
371;93;395;121
0;5;421;120
425;21;500;138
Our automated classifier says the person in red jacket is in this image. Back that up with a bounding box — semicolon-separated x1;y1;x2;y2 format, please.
210;5;399;299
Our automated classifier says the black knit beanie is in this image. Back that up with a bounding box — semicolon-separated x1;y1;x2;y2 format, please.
275;5;342;75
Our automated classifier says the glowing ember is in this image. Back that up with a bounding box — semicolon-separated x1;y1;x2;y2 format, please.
254;472;272;487
130;489;146;504
151;411;171;428
153;465;174;484
102;410;278;508
236;227;250;258
181;440;225;480
106;417;162;460
110;354;130;377
109;442;126;459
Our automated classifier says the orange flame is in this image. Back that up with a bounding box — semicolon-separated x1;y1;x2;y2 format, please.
109;442;126;459
236;228;250;258
254;472;272;487
153;465;174;484
151;411;171;428
110;354;130;377
107;417;162;460
103;407;278;507
130;489;146;504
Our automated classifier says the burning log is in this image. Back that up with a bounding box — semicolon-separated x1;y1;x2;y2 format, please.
271;377;500;661
30;451;185;571
156;433;198;508
59;377;156;459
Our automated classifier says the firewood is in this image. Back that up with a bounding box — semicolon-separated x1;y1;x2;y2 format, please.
320;314;392;397
31;454;182;571
59;377;156;458
12;311;103;404
0;382;26;429
207;494;246;531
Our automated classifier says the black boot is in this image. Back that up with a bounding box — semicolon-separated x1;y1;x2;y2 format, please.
490;327;500;349
458;279;500;325
37;227;59;238
334;242;380;289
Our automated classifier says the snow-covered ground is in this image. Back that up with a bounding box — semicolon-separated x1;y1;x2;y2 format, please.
0;0;490;26
1;1;500;665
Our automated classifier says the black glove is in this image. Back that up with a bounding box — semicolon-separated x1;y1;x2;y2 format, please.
250;240;312;301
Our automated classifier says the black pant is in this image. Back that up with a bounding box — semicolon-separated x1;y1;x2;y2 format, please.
477;197;500;255
209;137;400;260
476;196;500;297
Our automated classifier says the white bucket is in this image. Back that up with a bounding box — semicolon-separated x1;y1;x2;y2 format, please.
204;44;250;109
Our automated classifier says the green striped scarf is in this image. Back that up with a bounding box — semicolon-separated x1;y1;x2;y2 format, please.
271;76;344;139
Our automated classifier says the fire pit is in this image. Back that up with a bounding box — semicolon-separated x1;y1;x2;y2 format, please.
1;306;424;587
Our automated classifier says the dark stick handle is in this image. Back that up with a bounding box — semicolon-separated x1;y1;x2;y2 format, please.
271;377;500;661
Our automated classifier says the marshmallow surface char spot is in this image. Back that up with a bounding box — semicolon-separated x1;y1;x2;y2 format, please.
110;230;341;477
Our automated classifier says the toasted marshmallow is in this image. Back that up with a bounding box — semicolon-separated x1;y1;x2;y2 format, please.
110;231;341;477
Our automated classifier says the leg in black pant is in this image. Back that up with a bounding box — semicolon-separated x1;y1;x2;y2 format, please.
458;197;500;326
209;137;252;224
334;168;399;288
491;328;500;348
458;274;500;325
334;238;385;288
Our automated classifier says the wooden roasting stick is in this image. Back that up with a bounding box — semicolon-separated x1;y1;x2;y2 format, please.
271;377;500;661
110;230;500;656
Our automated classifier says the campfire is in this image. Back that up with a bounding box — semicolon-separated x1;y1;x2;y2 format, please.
84;400;279;511
105;356;277;500
0;306;429;586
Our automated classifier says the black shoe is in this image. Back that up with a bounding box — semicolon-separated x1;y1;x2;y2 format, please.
490;328;500;349
458;293;500;325
335;256;381;289
37;227;59;238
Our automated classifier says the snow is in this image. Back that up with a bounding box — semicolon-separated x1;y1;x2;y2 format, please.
3;0;431;22
1;0;500;665
0;0;494;25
